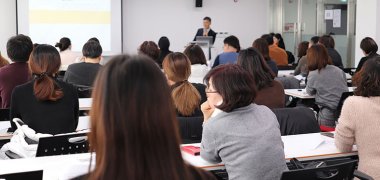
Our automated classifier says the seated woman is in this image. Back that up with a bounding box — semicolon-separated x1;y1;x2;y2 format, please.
75;55;215;179
184;44;209;84
252;38;278;76
335;57;380;179
355;37;379;73
237;47;285;109
294;41;309;76
306;44;348;127
162;52;206;117
157;36;172;68
10;44;79;134
138;41;160;65
318;35;344;69
200;64;287;180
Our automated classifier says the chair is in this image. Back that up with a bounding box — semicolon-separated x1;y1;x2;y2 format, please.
0;170;43;180
36;132;89;157
336;91;354;118
0;108;10;121
275;77;301;107
277;65;296;70
281;160;372;180
75;84;93;98
177;116;203;144
272;107;320;136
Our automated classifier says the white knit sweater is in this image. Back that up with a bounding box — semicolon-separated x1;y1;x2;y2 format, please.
335;96;380;179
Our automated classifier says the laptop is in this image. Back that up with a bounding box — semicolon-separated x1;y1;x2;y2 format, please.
196;36;213;46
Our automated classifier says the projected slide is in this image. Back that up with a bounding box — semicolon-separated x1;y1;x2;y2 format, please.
18;0;122;54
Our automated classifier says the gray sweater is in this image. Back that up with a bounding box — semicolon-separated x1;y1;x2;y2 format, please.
306;65;348;121
200;104;287;180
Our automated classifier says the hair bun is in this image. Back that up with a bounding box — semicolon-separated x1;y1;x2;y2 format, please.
55;42;61;48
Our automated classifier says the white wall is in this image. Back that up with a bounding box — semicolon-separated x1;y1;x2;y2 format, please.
0;0;17;60
123;0;269;54
355;0;379;66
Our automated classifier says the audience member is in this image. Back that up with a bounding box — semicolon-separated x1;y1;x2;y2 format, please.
0;34;33;108
355;37;379;73
238;47;285;108
306;44;348;127
262;34;288;66
64;41;102;87
318;35;344;69
274;33;295;64
88;37;100;44
0;52;9;68
163;53;206;117
75;55;215;180
252;38;278;75
200;64;287;180
55;37;79;65
184;44;209;84
309;36;319;47
335;57;380;179
294;41;309;76
138;41;160;64
212;35;240;68
10;44;79;134
193;16;217;44
157;36;172;68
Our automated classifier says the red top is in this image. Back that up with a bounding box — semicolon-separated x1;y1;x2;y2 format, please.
0;62;31;108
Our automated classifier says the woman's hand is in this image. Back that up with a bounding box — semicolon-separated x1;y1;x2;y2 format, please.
201;101;215;123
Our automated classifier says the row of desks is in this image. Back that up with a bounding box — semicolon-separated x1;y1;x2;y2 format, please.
0;133;357;179
284;87;355;99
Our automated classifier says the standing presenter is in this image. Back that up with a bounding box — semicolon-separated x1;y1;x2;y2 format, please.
193;17;217;44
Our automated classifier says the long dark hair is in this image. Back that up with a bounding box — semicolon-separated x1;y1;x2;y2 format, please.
237;47;275;90
89;55;196;180
29;44;63;101
353;56;380;97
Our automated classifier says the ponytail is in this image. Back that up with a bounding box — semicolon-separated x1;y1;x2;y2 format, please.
33;73;63;101
172;81;201;116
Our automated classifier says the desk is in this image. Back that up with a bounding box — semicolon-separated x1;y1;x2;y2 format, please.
285;87;355;99
277;70;294;77
0;133;358;179
182;133;357;171
79;98;92;111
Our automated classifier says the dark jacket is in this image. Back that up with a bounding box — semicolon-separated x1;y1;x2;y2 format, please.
355;53;379;73
193;28;217;44
327;48;344;69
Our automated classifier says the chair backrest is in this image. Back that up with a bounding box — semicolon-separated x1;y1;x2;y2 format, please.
75;85;93;98
177;116;203;144
281;160;357;180
0;108;10;121
336;91;354;119
272;107;320;136
0;170;43;180
36;132;89;157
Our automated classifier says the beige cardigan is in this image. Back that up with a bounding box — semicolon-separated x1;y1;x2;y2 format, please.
335;96;380;179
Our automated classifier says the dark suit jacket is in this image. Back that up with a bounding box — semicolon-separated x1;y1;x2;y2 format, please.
193;28;217;44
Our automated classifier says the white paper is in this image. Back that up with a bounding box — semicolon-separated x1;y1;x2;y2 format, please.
325;10;333;20
333;9;341;28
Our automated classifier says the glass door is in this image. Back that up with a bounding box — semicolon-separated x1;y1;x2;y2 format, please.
270;0;356;67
